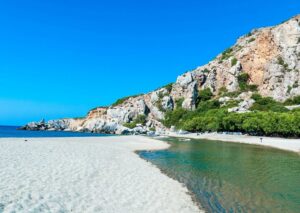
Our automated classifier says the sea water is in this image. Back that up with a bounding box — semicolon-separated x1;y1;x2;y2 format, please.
0;125;110;138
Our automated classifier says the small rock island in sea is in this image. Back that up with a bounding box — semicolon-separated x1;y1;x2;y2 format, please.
21;15;300;138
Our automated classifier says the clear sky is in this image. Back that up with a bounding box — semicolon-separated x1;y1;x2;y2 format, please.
0;0;299;125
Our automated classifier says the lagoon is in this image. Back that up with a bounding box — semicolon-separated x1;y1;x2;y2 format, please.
139;137;300;212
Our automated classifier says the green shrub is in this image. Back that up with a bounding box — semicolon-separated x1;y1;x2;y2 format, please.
203;68;210;73
235;45;243;51
123;122;138;129
287;86;292;94
236;73;258;92
112;97;130;107
250;96;288;112
277;56;289;70
163;108;187;128
163;83;173;93
163;95;300;137
157;83;173;93
284;96;300;105
218;87;228;95
175;98;185;108
248;84;258;91
293;81;299;88
73;117;85;120
231;58;238;66
112;94;143;107
181;109;227;132
220;48;233;61
163;100;221;129
222;91;242;98
181;110;300;137
251;93;262;101
196;88;213;106
156;91;167;112
157;91;165;99
160;83;300;137
221;112;245;132
197;100;220;112
135;114;147;124
157;100;166;112
277;56;285;65
123;114;147;129
223;100;239;108
238;73;249;91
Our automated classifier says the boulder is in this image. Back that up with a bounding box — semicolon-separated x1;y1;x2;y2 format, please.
228;99;255;113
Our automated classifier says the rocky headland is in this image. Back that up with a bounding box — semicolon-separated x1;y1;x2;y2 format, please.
21;15;300;136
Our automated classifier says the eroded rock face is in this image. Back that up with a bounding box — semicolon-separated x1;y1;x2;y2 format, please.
86;107;107;119
172;15;300;102
161;96;174;111
21;15;300;135
172;72;199;110
252;17;300;100
107;99;149;123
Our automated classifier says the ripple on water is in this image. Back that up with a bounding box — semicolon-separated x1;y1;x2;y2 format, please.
139;138;300;213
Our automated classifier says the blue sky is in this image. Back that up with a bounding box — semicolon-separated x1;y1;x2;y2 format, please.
0;0;299;125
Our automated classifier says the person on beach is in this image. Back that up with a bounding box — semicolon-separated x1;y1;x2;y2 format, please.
260;138;263;143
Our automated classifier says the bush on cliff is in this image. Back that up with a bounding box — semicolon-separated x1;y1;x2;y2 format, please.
196;88;213;106
123;115;147;129
250;94;288;112
284;95;300;105
237;73;258;92
112;94;143;107
163;83;173;93
163;94;300;137
163;108;187;128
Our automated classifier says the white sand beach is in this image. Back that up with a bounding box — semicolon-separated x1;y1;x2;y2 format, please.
167;132;300;153
0;136;201;213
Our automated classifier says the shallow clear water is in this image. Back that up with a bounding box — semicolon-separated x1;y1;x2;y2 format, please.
139;137;300;213
0;126;111;138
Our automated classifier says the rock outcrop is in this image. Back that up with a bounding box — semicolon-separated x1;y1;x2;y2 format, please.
21;15;300;135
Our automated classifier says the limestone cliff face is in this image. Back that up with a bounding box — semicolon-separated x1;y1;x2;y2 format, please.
182;14;300;106
22;15;300;134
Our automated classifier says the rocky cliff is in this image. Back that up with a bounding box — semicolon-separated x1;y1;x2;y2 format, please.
21;15;300;135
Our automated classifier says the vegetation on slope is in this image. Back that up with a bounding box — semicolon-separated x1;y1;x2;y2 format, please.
123;115;147;129
250;94;288;112
163;79;300;137
163;98;300;137
284;96;300;105
112;94;143;107
237;73;257;92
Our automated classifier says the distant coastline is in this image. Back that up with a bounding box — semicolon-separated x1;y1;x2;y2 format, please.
0;125;110;138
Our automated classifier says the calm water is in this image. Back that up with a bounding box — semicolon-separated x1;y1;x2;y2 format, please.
139;137;300;213
0;126;110;138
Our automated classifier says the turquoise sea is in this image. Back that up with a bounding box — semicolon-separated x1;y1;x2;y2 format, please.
0;125;110;138
139;137;300;213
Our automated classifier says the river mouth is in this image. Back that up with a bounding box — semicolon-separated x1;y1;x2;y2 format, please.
138;137;300;213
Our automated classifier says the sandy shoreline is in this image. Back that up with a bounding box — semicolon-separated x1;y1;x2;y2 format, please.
166;132;300;153
0;136;201;213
